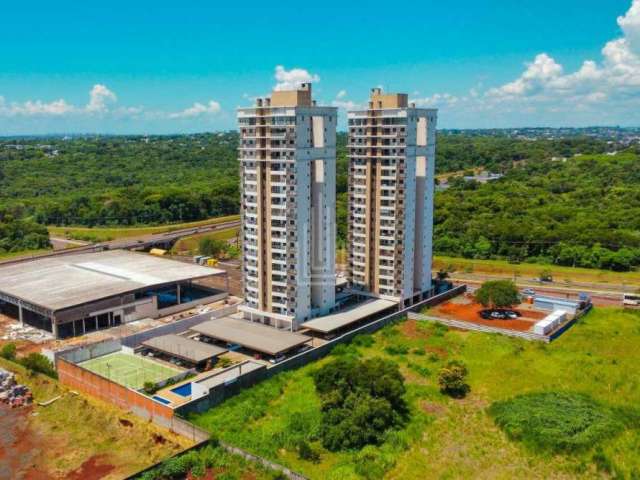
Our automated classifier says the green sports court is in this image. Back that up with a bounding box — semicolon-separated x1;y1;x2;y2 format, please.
79;351;181;390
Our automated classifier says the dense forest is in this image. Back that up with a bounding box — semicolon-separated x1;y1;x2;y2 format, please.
1;132;639;270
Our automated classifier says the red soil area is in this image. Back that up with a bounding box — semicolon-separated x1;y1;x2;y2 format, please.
66;455;115;480
433;300;541;333
0;405;52;480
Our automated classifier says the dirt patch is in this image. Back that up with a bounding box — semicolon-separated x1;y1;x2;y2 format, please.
433;300;539;333
119;418;133;428
187;467;225;480
425;346;449;359
152;433;167;445
0;405;52;480
401;319;428;339
420;401;447;417
66;455;115;480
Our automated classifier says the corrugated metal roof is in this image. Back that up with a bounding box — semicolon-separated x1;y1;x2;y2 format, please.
191;317;311;356
0;250;224;311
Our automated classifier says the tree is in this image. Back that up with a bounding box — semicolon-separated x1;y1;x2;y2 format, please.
438;360;470;398
313;357;408;451
19;353;57;378
475;280;520;309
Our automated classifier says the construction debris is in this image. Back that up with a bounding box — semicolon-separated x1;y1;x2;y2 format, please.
1;323;53;343
0;368;33;408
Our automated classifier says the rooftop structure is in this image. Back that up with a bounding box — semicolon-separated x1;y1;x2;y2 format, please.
237;83;337;330
347;88;438;306
191;317;311;356
301;298;396;334
0;250;227;338
141;334;227;365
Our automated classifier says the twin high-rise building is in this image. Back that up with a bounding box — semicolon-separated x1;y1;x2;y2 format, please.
347;88;437;306
237;85;437;331
237;84;337;330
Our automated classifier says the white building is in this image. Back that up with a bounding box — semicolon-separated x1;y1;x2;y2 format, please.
347;88;438;306
237;84;337;330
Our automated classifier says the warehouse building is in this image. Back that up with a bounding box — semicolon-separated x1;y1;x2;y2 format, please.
0;251;227;339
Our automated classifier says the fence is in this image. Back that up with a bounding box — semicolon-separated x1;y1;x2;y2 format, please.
120;304;237;348
408;312;551;342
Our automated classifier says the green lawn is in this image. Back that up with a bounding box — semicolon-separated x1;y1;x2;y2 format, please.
79;352;180;390
48;214;240;242
189;307;640;479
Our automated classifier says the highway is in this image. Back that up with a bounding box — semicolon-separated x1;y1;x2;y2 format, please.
0;220;241;266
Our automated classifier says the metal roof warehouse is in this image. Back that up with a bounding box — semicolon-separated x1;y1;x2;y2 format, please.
191;317;311;356
0;250;226;339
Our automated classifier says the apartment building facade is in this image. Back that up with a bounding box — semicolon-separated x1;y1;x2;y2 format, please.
347;88;437;305
237;84;337;330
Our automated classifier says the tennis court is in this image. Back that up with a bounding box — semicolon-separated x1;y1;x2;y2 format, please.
79;351;181;390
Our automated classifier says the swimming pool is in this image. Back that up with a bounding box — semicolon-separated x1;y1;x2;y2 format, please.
153;395;171;405
170;383;192;397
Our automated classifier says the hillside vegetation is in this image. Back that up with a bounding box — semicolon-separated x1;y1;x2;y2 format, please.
3;133;638;270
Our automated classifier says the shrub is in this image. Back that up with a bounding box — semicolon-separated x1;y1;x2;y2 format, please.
385;344;409;356
0;343;17;361
408;363;430;378
489;392;625;452
297;440;321;463
437;360;470;398
352;334;374;348
20;353;57;378
143;381;157;394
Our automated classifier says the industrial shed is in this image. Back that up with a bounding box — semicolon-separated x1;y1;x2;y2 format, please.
0;251;227;339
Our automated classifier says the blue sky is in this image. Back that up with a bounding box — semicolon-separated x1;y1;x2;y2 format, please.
1;0;639;134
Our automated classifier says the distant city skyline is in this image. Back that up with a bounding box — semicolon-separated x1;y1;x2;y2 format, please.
1;0;639;134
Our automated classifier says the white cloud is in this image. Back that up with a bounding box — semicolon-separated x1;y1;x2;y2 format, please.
336;89;347;99
86;84;117;113
415;0;640;126
273;65;319;91
168;101;221;119
0;96;75;116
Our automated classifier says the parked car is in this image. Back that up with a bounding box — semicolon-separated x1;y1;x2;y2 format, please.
480;309;521;320
269;354;286;364
522;288;536;296
227;343;242;352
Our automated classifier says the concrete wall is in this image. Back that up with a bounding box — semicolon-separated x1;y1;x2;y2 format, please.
49;338;122;364
120;304;237;348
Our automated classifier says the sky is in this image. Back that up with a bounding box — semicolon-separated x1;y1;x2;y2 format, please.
1;0;640;134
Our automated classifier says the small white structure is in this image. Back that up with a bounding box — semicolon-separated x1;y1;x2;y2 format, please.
533;310;566;335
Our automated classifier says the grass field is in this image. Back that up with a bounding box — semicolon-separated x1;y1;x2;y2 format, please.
48;214;240;242
171;227;240;255
0;357;190;479
434;255;640;286
190;307;640;479
0;248;51;261
80;352;180;390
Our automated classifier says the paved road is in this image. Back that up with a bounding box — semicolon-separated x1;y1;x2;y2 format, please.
454;278;623;307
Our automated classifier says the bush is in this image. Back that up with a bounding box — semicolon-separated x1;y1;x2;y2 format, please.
384;344;409;356
352;334;374;348
20;353;57;378
0;343;17;361
143;381;157;394
437;360;470;398
489;392;625;452
297;440;321;463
